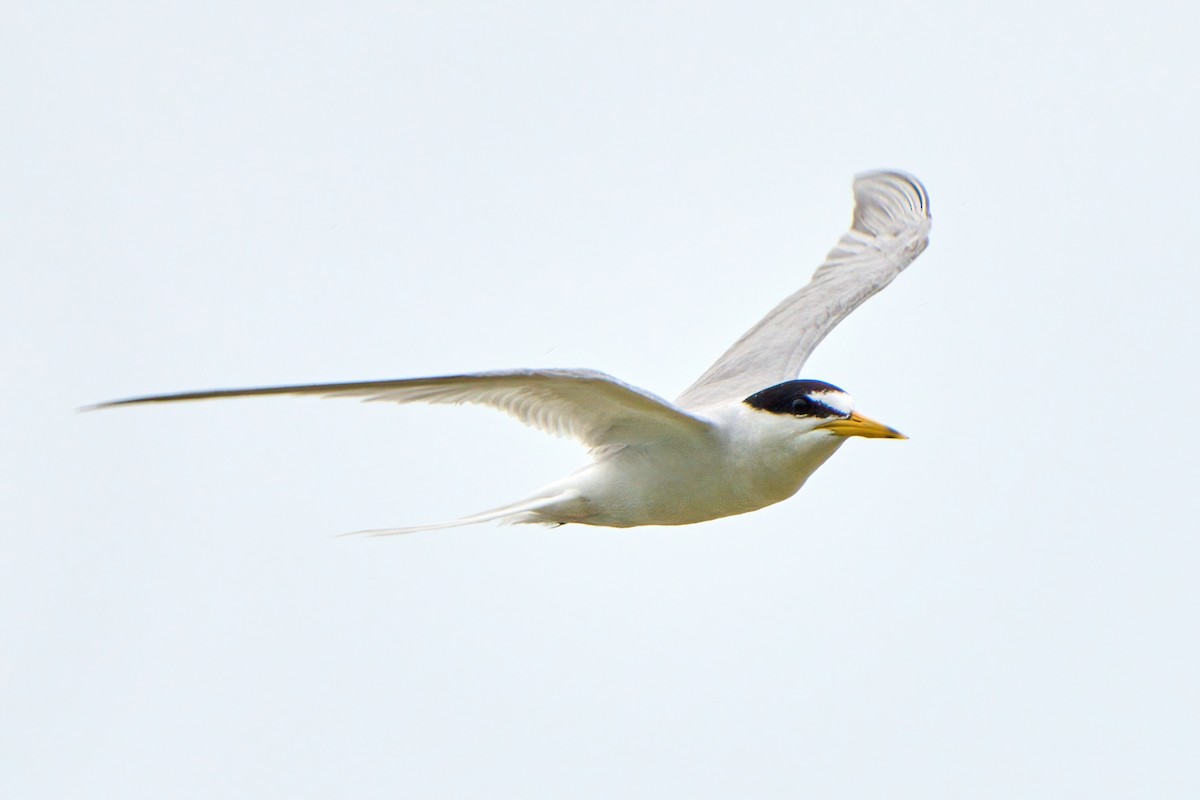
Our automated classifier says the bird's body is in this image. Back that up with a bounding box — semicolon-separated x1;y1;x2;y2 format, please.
504;402;847;529
92;171;931;535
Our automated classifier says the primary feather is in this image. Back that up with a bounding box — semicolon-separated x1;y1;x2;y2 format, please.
89;368;713;449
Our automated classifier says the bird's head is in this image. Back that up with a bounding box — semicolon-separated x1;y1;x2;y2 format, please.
743;380;906;440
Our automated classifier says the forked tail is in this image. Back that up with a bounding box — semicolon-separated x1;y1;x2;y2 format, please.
341;489;579;537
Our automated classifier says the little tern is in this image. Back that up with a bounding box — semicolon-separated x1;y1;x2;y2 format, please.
92;171;931;534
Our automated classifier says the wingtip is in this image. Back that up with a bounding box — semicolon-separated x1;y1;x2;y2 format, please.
77;401;115;414
848;170;931;244
852;170;930;217
336;528;419;538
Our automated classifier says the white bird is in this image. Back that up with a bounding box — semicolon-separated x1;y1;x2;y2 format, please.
92;170;931;535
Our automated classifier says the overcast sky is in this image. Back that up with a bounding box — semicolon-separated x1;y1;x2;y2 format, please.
4;2;1199;798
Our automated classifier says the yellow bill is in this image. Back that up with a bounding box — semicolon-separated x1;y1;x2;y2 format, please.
816;411;907;439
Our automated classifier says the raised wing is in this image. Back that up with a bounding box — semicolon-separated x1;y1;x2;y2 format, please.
675;171;931;409
88;368;714;449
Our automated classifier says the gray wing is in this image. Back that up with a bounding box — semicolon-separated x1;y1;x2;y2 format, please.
675;171;931;410
89;368;714;448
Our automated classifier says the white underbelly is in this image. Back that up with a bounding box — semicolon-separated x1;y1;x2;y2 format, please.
548;435;843;528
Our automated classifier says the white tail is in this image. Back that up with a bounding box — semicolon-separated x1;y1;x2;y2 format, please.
341;489;578;537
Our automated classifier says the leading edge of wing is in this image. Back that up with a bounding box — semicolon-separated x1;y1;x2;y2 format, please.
674;171;931;410
86;368;715;448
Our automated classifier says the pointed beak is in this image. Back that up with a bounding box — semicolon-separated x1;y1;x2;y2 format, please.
816;411;907;440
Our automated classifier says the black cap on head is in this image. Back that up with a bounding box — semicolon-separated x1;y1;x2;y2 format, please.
743;380;849;418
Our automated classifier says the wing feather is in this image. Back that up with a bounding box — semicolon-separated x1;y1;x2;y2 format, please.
675;171;931;409
89;368;713;448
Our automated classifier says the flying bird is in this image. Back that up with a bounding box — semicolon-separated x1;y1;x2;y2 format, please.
92;171;931;535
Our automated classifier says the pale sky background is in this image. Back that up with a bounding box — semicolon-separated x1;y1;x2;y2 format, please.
4;2;1199;798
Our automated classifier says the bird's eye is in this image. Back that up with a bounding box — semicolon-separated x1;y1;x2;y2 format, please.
790;397;811;415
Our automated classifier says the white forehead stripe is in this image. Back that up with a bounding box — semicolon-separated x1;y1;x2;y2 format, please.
810;390;854;416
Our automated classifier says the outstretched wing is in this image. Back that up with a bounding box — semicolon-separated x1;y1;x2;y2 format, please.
88;368;714;448
675;171;931;409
